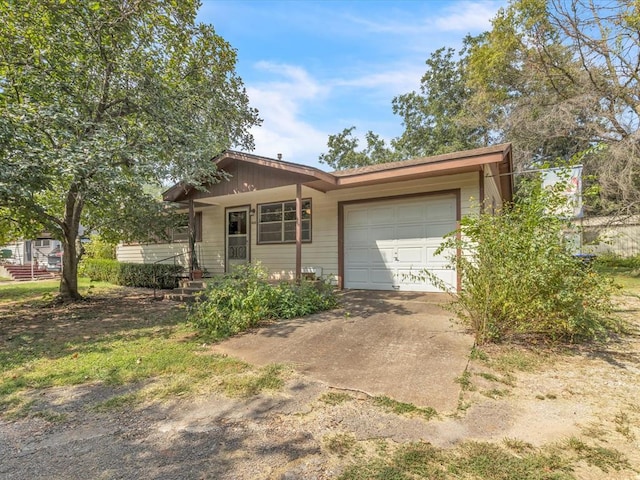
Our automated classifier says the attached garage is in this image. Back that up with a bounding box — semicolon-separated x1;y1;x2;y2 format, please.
136;144;512;292
342;192;459;292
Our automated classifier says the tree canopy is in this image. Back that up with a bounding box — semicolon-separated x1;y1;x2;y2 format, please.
464;0;639;213
320;0;640;214
0;0;260;299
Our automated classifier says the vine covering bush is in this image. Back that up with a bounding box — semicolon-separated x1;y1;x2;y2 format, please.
80;259;183;289
189;263;338;339
432;179;620;344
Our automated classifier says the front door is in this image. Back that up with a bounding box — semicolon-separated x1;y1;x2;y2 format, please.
226;207;250;272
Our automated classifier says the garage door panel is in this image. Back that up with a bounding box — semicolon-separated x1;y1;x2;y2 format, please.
426;199;457;221
426;221;457;238
396;246;424;263
376;247;395;265
396;223;426;240
369;206;395;224
345;227;370;244
428;269;457;291
397;203;425;222
371;268;394;285
346;247;370;264
369;225;395;241
427;246;455;264
345;268;369;283
345;209;369;226
396;268;426;284
344;195;457;292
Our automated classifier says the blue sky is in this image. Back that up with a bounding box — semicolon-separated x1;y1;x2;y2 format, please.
197;0;506;169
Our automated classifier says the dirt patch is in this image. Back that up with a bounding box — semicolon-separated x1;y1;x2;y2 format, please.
1;288;639;479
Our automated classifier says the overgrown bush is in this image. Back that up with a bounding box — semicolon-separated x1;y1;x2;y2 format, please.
189;263;338;339
83;233;117;260
79;259;120;283
433;179;619;345
594;253;640;270
80;259;183;289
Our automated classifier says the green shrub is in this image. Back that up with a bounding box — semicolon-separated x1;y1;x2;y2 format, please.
83;233;117;260
189;263;338;339
594;253;640;270
431;178;619;345
80;259;183;289
79;259;121;283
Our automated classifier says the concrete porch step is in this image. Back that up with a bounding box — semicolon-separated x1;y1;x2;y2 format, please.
166;279;211;302
165;292;199;302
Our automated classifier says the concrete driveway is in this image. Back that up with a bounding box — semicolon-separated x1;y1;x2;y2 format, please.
211;291;474;413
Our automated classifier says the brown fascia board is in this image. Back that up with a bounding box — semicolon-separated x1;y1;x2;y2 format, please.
162;183;192;203
163;151;337;201
331;143;511;178
163;144;513;201
215;150;336;185
336;145;510;188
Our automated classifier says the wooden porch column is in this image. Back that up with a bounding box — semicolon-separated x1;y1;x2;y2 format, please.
188;199;196;278
295;183;302;281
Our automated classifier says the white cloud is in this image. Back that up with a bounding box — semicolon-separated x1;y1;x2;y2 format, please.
434;1;502;32
253;62;328;100
331;65;424;97
245;60;424;168
343;0;502;35
245;63;329;167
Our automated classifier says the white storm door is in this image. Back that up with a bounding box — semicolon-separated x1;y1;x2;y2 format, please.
226;207;250;272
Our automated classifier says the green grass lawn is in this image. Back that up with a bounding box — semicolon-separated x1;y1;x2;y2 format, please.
0;280;289;418
595;265;640;295
0;277;116;304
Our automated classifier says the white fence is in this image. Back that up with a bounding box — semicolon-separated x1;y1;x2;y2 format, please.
580;216;640;257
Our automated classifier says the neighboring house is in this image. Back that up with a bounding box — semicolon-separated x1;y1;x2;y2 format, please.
0;236;63;271
581;216;640;257
117;144;514;292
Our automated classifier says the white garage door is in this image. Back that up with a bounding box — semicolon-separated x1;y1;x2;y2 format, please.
344;195;457;292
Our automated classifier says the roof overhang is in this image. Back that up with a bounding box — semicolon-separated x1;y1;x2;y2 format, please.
163;144;514;203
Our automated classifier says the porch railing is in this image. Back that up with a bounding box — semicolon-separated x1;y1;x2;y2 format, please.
151;250;191;299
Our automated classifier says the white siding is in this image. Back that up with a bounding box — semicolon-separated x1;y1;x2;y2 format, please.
0;241;26;265
483;167;503;212
116;243;189;267
117;172;481;282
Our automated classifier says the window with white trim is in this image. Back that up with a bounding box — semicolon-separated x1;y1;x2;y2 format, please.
258;199;311;244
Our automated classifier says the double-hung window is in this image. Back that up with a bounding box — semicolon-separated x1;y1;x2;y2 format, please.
258;199;311;244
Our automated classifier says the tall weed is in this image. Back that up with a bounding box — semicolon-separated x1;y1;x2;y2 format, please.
189;263;338;339
433;178;619;344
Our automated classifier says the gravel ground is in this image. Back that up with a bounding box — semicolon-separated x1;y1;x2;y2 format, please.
1;291;639;479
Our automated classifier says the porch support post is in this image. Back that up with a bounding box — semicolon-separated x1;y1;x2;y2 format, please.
188;199;196;279
295;183;302;281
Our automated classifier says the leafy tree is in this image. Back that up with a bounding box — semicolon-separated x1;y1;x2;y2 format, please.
320;39;486;169
392;38;488;158
83;233;116;260
0;0;260;300
464;0;640;213
321;0;640;216
318;126;400;170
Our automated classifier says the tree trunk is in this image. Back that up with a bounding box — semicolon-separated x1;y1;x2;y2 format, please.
59;185;84;301
60;236;82;301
